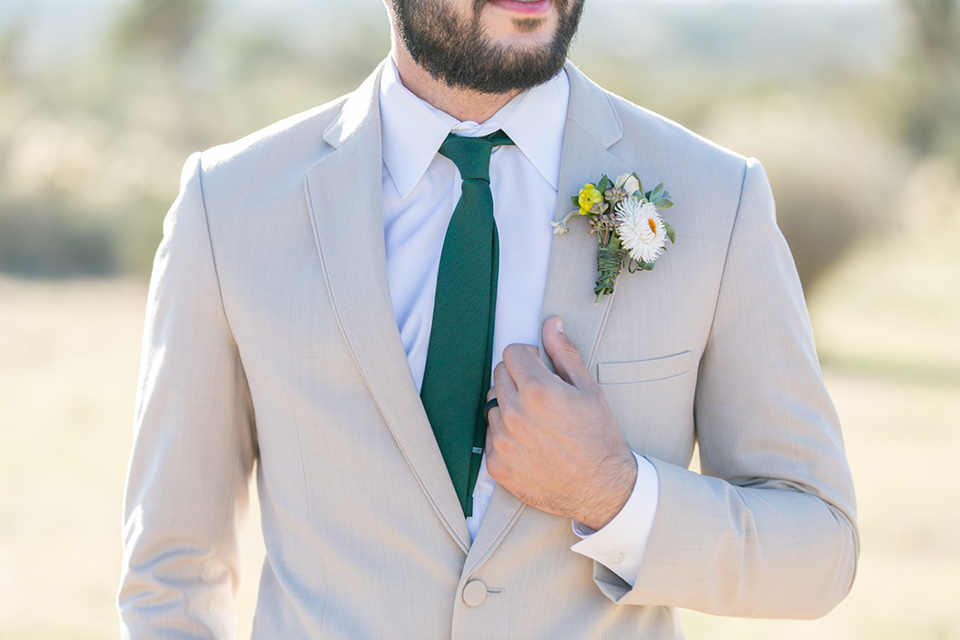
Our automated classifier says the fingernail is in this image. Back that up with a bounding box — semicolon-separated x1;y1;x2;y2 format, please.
555;317;564;334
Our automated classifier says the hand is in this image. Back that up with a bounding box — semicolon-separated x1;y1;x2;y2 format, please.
485;316;638;531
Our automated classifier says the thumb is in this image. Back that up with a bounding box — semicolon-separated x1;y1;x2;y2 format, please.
542;316;593;389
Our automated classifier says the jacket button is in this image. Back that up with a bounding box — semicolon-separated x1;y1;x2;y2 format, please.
462;579;488;607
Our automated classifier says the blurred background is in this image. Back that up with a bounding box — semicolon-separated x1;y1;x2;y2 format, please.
1;0;958;637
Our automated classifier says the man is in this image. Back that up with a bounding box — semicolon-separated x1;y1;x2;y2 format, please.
119;0;858;637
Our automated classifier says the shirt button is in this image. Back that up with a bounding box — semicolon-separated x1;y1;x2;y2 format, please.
609;553;625;565
462;579;488;607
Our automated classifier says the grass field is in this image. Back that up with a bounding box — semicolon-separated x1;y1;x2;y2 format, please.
1;223;958;639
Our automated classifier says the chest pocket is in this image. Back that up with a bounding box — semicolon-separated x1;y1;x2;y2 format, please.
597;351;692;385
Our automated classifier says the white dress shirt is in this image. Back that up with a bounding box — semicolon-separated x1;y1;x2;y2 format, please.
378;58;658;584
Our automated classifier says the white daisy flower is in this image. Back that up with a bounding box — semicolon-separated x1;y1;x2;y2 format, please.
615;197;667;264
615;173;641;196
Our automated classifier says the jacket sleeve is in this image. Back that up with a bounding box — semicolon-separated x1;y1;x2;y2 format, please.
119;152;257;639
594;159;859;618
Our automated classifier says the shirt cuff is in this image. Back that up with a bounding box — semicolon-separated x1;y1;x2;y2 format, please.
569;452;659;586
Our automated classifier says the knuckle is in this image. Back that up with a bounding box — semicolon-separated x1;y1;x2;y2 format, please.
488;426;506;449
485;448;507;481
503;343;537;364
501;344;523;365
492;427;521;458
523;382;551;407
497;402;523;432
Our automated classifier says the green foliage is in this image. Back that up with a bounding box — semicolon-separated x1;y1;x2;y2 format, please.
699;97;910;293
0;1;393;279
663;221;676;245
0;202;118;278
899;0;960;164
112;0;210;59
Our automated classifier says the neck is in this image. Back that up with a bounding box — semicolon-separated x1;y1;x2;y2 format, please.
391;45;521;124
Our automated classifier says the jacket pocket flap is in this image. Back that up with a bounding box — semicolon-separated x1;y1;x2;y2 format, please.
597;351;692;385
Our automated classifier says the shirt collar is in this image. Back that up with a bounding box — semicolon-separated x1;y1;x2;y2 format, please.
379;57;570;198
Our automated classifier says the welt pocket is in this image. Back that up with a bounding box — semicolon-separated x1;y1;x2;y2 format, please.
597;351;692;385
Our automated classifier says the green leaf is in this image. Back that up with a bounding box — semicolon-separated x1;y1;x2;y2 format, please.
663;221;676;244
571;195;581;207
657;199;674;210
636;260;655;271
632;172;644;194
597;175;613;192
649;183;664;202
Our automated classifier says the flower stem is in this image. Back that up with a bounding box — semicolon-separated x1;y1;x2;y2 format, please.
594;241;626;301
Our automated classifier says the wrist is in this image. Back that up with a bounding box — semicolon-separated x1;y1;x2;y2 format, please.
577;451;638;531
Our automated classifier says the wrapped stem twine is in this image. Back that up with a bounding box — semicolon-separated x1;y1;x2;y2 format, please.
594;242;626;304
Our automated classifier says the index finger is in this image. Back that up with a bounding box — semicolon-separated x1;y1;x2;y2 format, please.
500;342;555;390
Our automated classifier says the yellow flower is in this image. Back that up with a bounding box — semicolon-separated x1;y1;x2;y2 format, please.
578;184;603;215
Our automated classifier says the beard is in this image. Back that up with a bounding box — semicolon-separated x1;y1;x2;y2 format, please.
390;0;585;94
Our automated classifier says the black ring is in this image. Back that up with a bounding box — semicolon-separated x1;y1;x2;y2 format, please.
483;397;499;422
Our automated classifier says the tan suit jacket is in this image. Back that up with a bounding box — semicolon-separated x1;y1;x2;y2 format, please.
119;61;858;639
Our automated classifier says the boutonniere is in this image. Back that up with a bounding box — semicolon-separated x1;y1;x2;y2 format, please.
552;173;676;303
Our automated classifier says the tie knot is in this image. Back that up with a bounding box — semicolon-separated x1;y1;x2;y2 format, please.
438;130;515;182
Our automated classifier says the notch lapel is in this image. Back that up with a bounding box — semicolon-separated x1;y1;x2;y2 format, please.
539;63;633;370
466;63;633;571
303;63;471;552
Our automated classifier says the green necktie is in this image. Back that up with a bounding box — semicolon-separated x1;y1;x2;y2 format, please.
420;130;515;517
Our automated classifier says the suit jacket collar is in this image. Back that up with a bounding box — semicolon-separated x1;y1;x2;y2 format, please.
304;59;632;559
321;60;383;150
